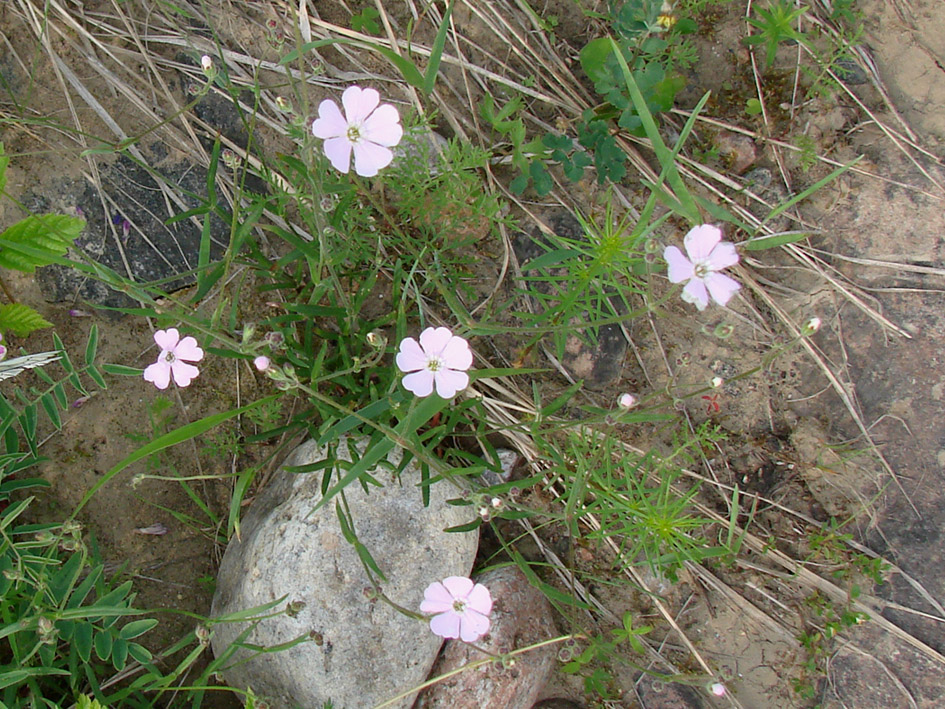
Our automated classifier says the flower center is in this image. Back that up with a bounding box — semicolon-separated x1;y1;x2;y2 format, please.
347;124;362;143
426;356;443;372
452;599;467;614
692;260;711;280
164;351;177;364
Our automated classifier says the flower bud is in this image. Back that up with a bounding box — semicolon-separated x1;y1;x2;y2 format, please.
709;682;726;697
275;96;292;112
254;356;271;372
200;55;215;77
711;376;724;388
802;317;822;335
617;393;638;409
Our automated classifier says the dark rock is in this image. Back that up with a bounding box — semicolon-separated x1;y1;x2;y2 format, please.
416;565;558;709
532;700;585;708
33;144;229;312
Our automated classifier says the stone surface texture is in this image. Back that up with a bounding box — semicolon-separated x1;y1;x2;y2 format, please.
210;436;478;709
415;565;558;709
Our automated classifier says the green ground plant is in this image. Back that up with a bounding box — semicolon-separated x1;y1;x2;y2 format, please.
0;0;901;704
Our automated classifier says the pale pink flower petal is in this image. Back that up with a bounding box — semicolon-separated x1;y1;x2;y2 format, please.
664;245;694;284
441;576;474;597
154;328;181;351
342;86;380;124
351;140;394;177
433;369;469;399
254;355;271;372
420;581;455;613
323;136;353;174
311;99;347;138
682;278;710;310
362;105;405;146
683;224;722;261
706;240;739;270
170;361;200;387
460;611;491;642
429;612;462;640
704;272;740;306
466;583;493;615
440;336;473;370
173;336;204;362
143;361;171;389
418;326;453;356
396;337;429;372
403;370;435;397
311;86;402;177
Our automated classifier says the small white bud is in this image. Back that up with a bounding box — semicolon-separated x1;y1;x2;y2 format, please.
709;682;726;697
711;376;724;389
803;317;822;335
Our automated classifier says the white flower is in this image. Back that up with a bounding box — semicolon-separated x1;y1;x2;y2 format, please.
311;86;403;177
664;225;741;310
396;327;473;399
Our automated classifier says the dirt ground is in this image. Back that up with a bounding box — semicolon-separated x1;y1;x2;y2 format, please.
2;0;945;707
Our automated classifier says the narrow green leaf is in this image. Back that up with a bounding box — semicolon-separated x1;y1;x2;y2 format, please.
119;618;159;640
423;0;455;95
743;230;810;251
39;392;62;431
75;621;94;662
86;364;106;389
101;363;143;377
94;628;113;661
85;324;99;366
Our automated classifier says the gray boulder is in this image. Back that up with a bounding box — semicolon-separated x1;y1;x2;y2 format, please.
210;436;479;708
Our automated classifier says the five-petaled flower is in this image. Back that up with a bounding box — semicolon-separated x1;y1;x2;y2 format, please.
311;86;403;177
396;327;472;399
421;576;493;643
664;224;741;310
143;328;204;389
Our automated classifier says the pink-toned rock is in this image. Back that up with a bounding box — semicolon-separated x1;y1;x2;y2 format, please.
716;130;757;174
415;566;558;709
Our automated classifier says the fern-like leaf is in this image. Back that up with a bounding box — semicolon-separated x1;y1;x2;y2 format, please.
0;303;53;337
0;214;85;272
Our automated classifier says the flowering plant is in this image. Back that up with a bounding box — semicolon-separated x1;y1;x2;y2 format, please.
311;86;403;177
664;224;741;310
143;328;204;389
396;327;472;398
420;576;493;642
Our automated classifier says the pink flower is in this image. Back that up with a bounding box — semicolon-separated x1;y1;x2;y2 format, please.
420;576;493;643
710;682;727;697
0;332;5;361
311;86;403;177
396;327;472;399
664;225;741;310
253;355;271;372
617;393;637;409
143;328;204;389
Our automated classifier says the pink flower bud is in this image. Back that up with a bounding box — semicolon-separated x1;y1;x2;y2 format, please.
253;356;271;372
